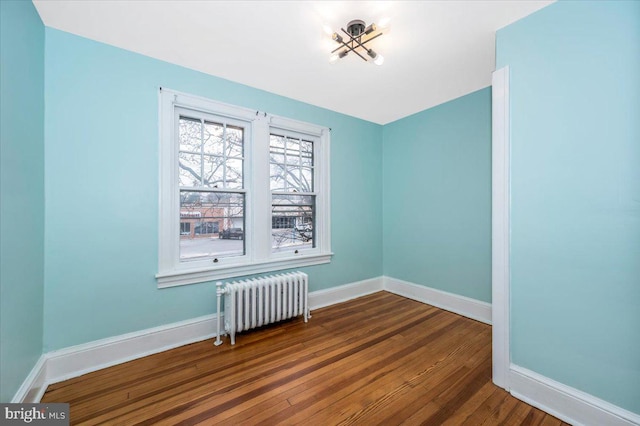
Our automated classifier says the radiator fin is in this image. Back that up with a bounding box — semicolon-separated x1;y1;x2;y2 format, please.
223;272;309;345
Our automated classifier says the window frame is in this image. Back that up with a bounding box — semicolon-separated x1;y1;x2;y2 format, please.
176;107;250;267
157;89;331;288
269;127;318;257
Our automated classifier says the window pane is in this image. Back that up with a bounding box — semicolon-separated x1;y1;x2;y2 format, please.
301;167;313;192
270;152;285;165
301;140;313;167
271;194;314;253
270;134;285;151
180;191;245;261
226;125;244;158
179;152;202;187
286;137;301;166
203;121;224;155
179;117;202;153
301;140;313;154
203;154;224;188
270;163;286;191
226;158;243;189
285;167;302;192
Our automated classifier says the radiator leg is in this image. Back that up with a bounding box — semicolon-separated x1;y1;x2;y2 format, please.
230;288;237;345
214;281;224;346
304;275;310;322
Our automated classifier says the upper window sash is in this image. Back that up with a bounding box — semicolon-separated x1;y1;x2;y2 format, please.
176;108;247;191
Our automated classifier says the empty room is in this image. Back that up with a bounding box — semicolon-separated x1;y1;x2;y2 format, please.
1;0;638;424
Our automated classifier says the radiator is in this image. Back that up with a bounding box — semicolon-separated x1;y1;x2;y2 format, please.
214;272;309;345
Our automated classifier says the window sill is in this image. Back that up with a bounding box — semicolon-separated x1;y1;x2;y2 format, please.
156;252;333;288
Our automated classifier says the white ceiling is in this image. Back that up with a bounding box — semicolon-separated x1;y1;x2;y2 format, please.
33;0;553;124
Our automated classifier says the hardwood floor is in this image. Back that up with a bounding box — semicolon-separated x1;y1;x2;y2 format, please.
42;292;569;425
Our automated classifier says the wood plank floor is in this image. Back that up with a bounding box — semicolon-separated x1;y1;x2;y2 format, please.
42;291;569;425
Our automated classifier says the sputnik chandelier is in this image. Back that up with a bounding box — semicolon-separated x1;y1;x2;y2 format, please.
329;19;385;65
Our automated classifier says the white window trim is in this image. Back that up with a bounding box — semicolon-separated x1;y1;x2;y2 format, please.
157;89;332;288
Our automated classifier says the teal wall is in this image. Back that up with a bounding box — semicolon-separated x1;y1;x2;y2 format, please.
0;0;45;402
43;29;383;351
497;1;640;414
382;88;492;303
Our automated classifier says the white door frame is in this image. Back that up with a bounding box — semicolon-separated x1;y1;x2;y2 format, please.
491;66;511;390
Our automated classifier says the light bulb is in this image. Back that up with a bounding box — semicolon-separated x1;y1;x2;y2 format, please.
329;54;339;64
367;49;384;65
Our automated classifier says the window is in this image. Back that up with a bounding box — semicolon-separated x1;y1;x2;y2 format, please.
157;89;331;287
177;111;246;262
270;131;316;253
272;216;296;229
194;221;219;236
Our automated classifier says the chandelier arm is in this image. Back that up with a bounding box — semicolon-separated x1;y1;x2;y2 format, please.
335;38;368;61
346;44;369;61
330;24;383;62
340;28;354;40
330;29;356;54
351;32;383;52
359;33;383;47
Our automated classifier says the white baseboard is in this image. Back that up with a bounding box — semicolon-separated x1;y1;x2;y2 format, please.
11;355;47;403
13;276;384;402
11;313;219;403
45;313;219;385
43;275;385;387
309;276;384;311
14;276;638;426
383;276;492;325
13;276;488;403
510;365;640;426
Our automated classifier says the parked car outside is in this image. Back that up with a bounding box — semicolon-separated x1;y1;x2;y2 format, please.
219;228;244;240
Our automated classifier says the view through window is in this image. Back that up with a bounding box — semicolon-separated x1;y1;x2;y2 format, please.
270;133;315;253
178;114;245;262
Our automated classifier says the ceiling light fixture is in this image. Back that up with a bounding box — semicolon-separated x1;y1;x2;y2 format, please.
328;19;385;65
